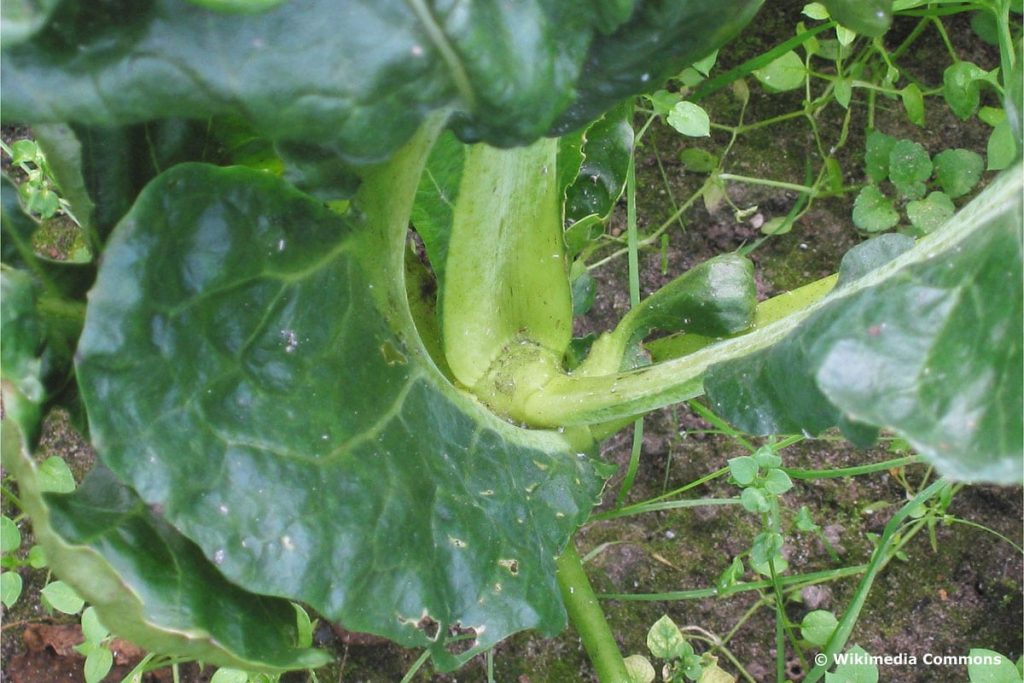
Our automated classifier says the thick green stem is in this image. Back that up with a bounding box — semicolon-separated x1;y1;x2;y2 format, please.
556;543;631;683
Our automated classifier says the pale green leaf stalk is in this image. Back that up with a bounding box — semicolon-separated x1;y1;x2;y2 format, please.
443;138;572;409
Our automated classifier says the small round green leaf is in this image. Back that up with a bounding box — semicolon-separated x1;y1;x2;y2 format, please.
933;149;984;198
41;580;85;615
624;654;657;683
906;192;955;233
852;186;899;232
37;455;76;493
888;139;932;199
1;515;21;553
741;487;770;513
81;607;110;644
649;90;682;117
647;615;687;660
750;532;784;567
760;216;793;235
667;102;711;138
679;148;719;173
752;447;782;469
803;3;831;20
795;506;820;532
27;544;47;569
828;645;880;683
210;669;250;683
967;649;1022;683
753;51;806;92
728;456;759;485
864;130;897;182
900;84;925;126
801;609;839;646
835;78;853;109
987;121;1017;171
944;61;988;120
1;571;23;608
763;469;794;495
84;646;114;683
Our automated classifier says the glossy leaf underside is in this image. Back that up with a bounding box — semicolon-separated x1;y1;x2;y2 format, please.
1;0;761;164
74;164;604;669
705;164;1024;484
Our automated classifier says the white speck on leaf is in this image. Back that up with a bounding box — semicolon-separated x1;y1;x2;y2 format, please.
281;329;299;353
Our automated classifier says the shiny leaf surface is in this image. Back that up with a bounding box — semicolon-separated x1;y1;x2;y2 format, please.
75;163;604;669
2;0;760;164
705;164;1023;483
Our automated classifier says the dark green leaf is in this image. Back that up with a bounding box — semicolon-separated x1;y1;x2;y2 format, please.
410;130;465;292
565;102;635;223
933;149;984;198
706;164;1023;484
821;0;892;37
572;270;598;317
0;267;45;408
69;120;222;243
3;0;760;163
627;254;756;338
275;140;360;201
75;163;604;669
